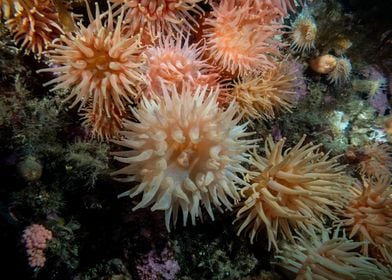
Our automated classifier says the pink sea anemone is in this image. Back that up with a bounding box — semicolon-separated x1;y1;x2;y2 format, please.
143;35;219;97
204;0;283;77
111;85;255;231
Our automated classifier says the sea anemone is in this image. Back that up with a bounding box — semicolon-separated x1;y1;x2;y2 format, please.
275;226;389;279
4;0;63;58
38;2;144;119
109;0;204;39
80;103;124;141
327;56;352;85
111;85;255;231
231;60;300;120
309;54;337;74
359;143;392;178
204;0;283;77
341;175;392;265
290;8;317;53
234;135;350;250
143;35;219;97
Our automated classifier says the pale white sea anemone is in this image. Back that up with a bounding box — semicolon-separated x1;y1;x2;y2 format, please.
275;227;389;280
111;85;255;230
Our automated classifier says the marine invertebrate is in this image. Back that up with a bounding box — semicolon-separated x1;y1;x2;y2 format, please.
204;0;283;76
80;103;124;140
143;35;219;97
290;8;317;53
111;85;255;231
341;175;392;265
231;60;300;120
38;3;144;119
327;56;352;85
309;54;337;74
109;0;204;38
22;224;53;268
234;135;350;250
359;143;392;178
275;227;389;279
4;0;63;58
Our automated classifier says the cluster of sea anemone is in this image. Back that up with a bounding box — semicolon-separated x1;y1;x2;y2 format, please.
4;0;392;278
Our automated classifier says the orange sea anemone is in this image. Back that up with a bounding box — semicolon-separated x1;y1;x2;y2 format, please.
80;102;125;141
230;60;300;121
341;175;392;265
309;54;337;74
234;135;350;250
111;85;256;231
38;3;144;119
204;0;283;77
359;143;392;178
4;0;63;58
109;0;204;39
143;35;219;97
275;226;389;279
290;8;317;53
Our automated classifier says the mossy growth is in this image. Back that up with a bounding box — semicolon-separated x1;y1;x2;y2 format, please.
12;183;64;217
65;140;109;188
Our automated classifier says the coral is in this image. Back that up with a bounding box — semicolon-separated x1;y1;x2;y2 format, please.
204;0;283;76
327;56;352;85
4;0;63;58
111;85;255;231
290;8;317;53
234;135;350;250
22;224;53;268
109;0;204;39
143;35;219;97
275;227;389;280
341;175;392;265
231;60;301;120
38;3;144;119
136;247;180;280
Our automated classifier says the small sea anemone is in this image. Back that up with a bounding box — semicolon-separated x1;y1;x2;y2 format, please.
341;175;392;265
231;60;301;120
80;103;124;141
38;3;144;119
143;35;219;97
111;85;255;231
109;0;204;38
204;0;283;76
290;8;317;53
327;56;352;85
359;143;392;178
275;226;389;279
234;135;350;250
4;0;63;58
309;54;337;74
333;37;352;55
